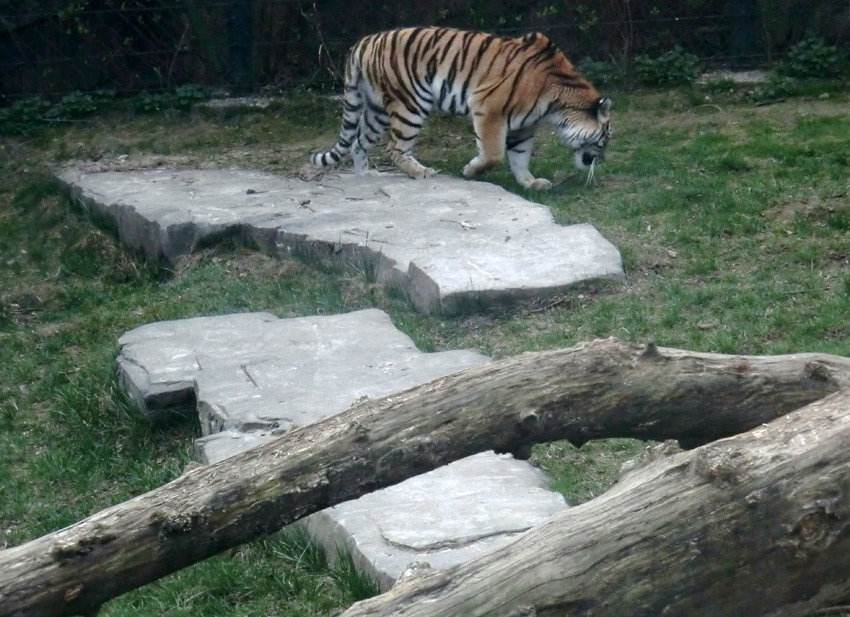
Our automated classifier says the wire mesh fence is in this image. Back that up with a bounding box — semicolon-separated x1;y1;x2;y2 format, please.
1;0;848;103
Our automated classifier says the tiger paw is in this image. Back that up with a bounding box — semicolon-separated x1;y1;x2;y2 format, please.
414;166;437;179
528;178;552;191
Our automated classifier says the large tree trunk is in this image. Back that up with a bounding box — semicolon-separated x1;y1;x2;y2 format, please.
1;339;850;617
341;387;850;617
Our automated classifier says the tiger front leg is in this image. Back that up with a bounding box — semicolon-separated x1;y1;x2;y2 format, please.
506;130;551;191
386;106;436;179
463;113;506;179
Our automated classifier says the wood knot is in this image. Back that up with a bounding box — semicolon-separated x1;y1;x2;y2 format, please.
64;583;84;602
620;440;683;479
153;508;206;537
639;341;660;360
52;528;117;559
518;408;539;432
783;505;843;559
805;361;831;383
348;421;370;442
691;447;746;487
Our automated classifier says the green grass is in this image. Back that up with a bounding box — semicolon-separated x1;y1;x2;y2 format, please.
102;528;378;617
532;439;648;504
2;82;850;614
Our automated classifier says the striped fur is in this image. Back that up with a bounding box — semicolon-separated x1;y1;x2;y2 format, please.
311;27;612;190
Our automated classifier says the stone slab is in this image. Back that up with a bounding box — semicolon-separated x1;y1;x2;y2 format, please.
301;451;568;591
116;308;488;459
116;308;568;589
59;168;623;314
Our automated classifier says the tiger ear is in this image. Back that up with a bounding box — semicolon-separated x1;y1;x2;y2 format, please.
596;97;612;122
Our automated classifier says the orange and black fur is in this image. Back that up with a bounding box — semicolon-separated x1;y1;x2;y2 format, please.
311;27;612;190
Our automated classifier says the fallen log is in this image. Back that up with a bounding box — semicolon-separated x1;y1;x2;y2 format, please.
1;339;849;617
341;388;850;617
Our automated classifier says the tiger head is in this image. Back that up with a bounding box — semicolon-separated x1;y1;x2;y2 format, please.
555;97;613;172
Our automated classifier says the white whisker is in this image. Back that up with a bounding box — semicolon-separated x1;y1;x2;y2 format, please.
585;157;598;187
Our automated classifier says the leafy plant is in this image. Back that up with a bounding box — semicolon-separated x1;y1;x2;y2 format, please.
779;37;843;79
635;46;701;86
0;90;116;135
52;91;97;118
0;97;52;135
701;77;738;93
133;84;208;113
578;57;624;86
133;90;172;113
750;74;799;103
174;84;208;110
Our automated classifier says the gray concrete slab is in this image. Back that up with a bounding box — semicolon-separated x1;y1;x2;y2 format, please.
301;451;568;591
116;308;568;589
116;308;488;459
59;168;623;314
117;311;278;423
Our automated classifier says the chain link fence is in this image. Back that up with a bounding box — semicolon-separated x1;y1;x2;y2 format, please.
1;0;848;103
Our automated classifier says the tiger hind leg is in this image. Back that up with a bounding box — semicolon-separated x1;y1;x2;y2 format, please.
311;84;364;170
386;105;436;179
352;102;391;175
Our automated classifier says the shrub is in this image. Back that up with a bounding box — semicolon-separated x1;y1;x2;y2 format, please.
779;37;842;79
0;97;51;135
133;84;208;113
174;84;208;110
578;57;624;86
635;46;701;86
0;90;116;134
47;91;97;119
137;91;166;113
750;74;799;103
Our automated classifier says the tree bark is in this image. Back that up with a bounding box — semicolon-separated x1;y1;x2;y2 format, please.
1;339;849;617
341;387;850;617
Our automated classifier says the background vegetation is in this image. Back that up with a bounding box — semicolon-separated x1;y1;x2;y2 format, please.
2;0;848;100
2;58;850;616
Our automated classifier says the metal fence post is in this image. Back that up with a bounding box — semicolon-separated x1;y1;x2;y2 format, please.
228;0;253;94
731;0;759;68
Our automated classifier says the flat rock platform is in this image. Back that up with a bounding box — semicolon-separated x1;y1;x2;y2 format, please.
116;308;568;589
302;451;567;590
58;168;623;314
116;309;488;460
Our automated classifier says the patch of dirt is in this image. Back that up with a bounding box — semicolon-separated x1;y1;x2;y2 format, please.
765;195;847;224
172;245;306;281
69;154;204;174
0;288;50;325
698;70;769;85
66;139;331;179
197;96;278;110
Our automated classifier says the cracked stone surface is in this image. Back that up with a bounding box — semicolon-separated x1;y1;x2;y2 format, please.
301;451;568;591
116;308;487;461
116;308;568;589
59;168;623;314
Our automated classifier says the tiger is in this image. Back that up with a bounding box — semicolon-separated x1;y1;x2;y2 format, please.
311;26;612;190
